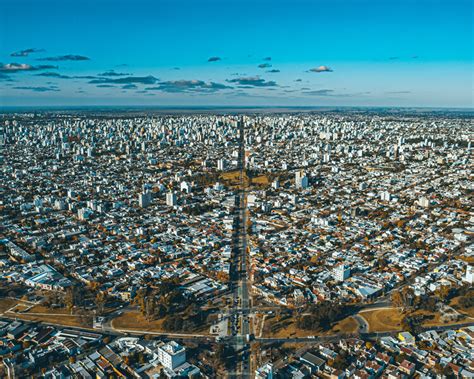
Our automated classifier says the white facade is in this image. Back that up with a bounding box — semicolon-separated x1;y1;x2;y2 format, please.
166;192;177;207
255;363;273;379
217;159;226;171
464;265;474;284
295;171;309;189
157;341;186;370
333;263;350;282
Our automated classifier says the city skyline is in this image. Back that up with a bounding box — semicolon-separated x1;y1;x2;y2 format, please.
1;0;473;108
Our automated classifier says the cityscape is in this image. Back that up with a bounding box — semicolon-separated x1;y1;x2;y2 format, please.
1;0;473;378
0;110;472;378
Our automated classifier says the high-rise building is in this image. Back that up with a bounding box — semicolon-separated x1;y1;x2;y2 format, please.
139;192;152;208
217;159;226;171
295;171;309;189
333;263;350;282
255;363;273;379
464;265;474;284
166;191;177;207
380;191;391;202
157;341;186;370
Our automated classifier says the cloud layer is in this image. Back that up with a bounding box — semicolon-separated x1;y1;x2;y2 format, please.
13;85;60;92
207;56;221;62
37;55;90;61
309;65;333;73
146;79;231;93
226;76;277;87
0;63;58;73
89;75;158;85
11;48;45;57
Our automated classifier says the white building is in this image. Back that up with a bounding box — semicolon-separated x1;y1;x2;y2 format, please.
333;263;350;282
380;191;391;202
464;265;474;284
166;192;177;207
295;171;309;189
255;363;273;379
217;159;226;171
157;341;186;370
418;196;430;208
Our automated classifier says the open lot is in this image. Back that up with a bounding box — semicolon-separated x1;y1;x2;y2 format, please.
112;310;210;335
359;309;404;332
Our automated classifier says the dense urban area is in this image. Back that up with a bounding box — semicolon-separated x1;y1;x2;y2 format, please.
0;110;473;378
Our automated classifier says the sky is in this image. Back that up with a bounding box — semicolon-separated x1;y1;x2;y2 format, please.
0;0;472;108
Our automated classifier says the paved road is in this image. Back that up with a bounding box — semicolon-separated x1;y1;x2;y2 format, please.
352;314;369;333
228;117;252;378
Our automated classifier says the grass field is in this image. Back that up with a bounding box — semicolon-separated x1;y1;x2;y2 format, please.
113;311;166;331
0;298;91;328
330;316;359;334
262;315;315;338
262;314;359;337
450;296;474;318
112;310;210;334
360;309;404;332
6;306;89;328
251;175;270;186
0;298;18;313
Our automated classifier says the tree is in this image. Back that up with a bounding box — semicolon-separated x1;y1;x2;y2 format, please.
435;285;451;303
391;287;415;312
331;351;349;370
95;291;106;315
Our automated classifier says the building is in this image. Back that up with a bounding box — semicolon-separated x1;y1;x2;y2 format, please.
217;159;226;171
138;192;151;208
333;263;350;282
255;363;273;379
418;196;430;208
157;341;186;370
295;171;309;189
464;265;474;284
380;191;391;202
166;192;177;207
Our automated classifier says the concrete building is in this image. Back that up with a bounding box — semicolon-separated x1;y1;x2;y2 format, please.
166;192;177;207
333;263;350;282
464;265;474;284
255;363;273;379
138;192;151;208
295;171;309;189
157;341;186;370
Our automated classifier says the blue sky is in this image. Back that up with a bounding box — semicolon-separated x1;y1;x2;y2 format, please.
0;0;472;107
